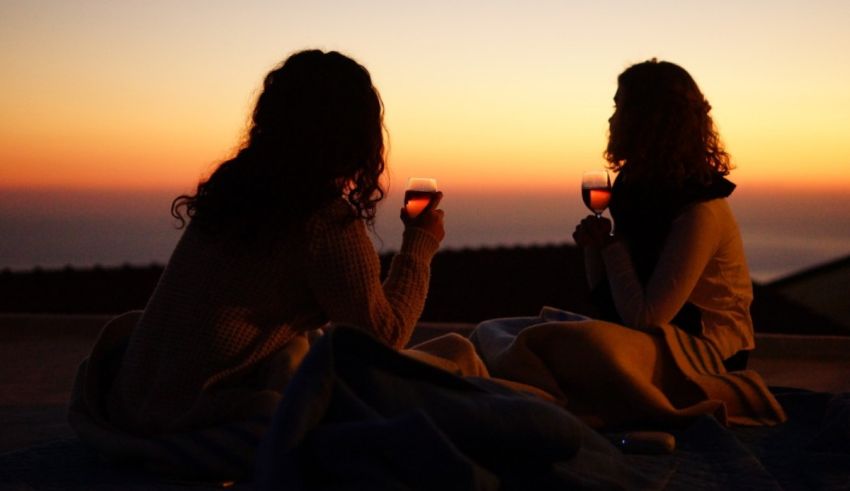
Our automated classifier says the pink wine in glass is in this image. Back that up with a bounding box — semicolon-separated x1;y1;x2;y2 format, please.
581;170;611;217
404;178;438;219
582;188;612;215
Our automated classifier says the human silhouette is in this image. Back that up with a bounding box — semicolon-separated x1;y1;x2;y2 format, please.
573;58;752;369
68;49;444;481
468;60;786;434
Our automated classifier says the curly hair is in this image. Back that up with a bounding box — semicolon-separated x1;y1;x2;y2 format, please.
604;59;731;186
172;50;386;235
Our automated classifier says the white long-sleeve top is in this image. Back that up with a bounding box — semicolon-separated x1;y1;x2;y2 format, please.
585;198;754;359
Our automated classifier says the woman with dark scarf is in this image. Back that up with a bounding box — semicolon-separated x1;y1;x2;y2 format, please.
573;59;753;370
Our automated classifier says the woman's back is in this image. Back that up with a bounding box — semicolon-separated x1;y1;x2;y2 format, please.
671;198;754;357
108;202;338;434
68;50;444;480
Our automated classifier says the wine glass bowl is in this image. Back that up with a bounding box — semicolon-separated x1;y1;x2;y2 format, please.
581;170;612;218
404;177;438;219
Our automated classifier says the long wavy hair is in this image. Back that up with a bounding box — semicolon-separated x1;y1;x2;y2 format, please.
604;59;731;187
172;50;386;236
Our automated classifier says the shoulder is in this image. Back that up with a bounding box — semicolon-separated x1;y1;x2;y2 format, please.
677;198;732;224
671;198;737;240
305;197;358;229
320;197;358;218
303;197;365;248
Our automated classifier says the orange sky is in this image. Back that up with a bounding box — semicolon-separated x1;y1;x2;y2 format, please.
1;1;849;194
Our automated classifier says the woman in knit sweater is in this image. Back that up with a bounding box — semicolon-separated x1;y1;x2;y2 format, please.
573;59;753;368
69;49;444;480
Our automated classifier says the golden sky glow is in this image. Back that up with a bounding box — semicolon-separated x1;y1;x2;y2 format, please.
1;0;849;193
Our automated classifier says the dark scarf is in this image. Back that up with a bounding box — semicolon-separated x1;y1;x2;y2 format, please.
592;172;736;337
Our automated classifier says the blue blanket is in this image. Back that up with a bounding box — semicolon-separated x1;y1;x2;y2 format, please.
254;326;646;490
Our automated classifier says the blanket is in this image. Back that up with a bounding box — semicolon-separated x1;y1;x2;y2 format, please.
4;388;847;490
612;389;850;490
471;308;786;429
254;325;651;490
67;311;311;482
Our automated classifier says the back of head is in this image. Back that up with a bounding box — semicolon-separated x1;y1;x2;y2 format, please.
605;59;730;187
173;49;386;236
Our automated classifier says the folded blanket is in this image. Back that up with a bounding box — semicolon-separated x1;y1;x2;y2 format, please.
255;325;650;490
471;308;787;429
67;312;309;481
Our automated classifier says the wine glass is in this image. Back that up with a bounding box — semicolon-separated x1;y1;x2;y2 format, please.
581;170;611;218
404;177;438;219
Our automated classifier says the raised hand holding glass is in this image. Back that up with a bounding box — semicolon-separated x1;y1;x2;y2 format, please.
404;178;438;219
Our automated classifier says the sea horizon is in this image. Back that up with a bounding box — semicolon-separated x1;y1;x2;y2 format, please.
2;186;849;283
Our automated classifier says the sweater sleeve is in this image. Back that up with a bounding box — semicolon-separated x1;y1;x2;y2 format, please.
601;201;722;328
304;201;439;349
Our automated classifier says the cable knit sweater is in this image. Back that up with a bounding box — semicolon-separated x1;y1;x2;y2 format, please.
106;198;439;435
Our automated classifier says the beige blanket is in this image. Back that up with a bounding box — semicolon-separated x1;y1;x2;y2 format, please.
468;310;787;429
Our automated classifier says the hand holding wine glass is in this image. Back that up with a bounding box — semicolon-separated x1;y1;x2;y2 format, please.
402;177;445;242
404;178;439;219
574;170;614;249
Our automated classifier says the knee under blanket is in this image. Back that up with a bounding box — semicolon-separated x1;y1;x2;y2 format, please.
470;309;787;429
68;312;300;481
255;325;651;490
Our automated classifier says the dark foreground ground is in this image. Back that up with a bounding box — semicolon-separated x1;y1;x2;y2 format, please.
1;243;847;335
2;314;850;455
2;245;849;489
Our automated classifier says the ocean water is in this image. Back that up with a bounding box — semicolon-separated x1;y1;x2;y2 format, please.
1;187;849;283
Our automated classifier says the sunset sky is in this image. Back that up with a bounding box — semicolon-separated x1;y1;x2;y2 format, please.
1;0;849;195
